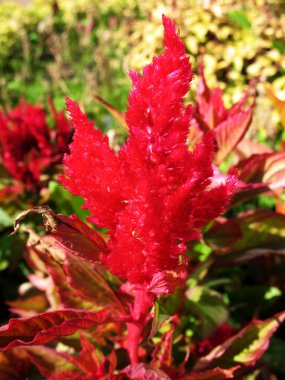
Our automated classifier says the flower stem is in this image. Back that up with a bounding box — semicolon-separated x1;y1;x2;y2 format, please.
126;289;153;364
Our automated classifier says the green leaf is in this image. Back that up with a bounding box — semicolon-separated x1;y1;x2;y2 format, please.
49;181;89;220
151;289;184;338
186;286;228;339
227;11;251;30
227;286;282;320
195;311;285;371
272;39;285;54
150;301;170;339
65;253;125;316
262;337;285;375
0;208;13;229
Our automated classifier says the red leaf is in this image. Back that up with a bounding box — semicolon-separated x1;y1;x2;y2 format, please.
122;363;170;379
235;139;272;160
194;311;285;371
47;371;93;380
206;209;285;263
0;309;110;351
7;293;49;317
214;107;254;165
65;253;125;315
151;325;174;368
24;346;80;377
236;152;285;184
193;63;254;165
231;209;285;252
180;366;238;380
33;246;96;310
52;214;108;263
0;348;31;379
204;217;242;251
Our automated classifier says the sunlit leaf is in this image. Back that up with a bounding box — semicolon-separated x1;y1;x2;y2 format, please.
195;311;285;371
0;309;110;351
186;286;228;339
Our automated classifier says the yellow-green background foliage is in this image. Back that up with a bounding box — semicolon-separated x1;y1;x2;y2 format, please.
0;0;284;141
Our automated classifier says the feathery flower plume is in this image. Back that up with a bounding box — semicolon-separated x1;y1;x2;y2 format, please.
61;16;236;288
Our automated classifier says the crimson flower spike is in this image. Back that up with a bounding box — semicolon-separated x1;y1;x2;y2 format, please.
61;15;236;293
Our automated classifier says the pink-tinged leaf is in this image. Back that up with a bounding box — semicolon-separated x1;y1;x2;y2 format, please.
69;334;102;375
0;348;31;379
47;371;93;380
228;151;285;207
195;63;226;131
24;346;80;377
65;253;125;315
229;181;278;208
151;325;174;368
7;293;49;317
94;95;128;132
0;309;110;351
235;139;272;160
31;246;96;311
52;214;108;263
194;311;285;371
193;63;254;165
204;218;242;251
146;271;182;296
207;210;285;264
63;334;117;378
236;152;285;184
180;366;239;380
214;107;254;165
231;209;285;252
263;152;285;184
122;363;170;379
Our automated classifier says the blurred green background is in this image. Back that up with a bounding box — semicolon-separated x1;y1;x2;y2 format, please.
0;0;284;138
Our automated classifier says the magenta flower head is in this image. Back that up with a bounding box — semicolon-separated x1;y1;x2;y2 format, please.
61;16;236;291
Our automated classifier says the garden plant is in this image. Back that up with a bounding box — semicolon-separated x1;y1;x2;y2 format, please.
0;12;285;380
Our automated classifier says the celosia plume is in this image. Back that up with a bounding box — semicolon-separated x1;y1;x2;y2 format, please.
0;100;71;189
61;16;236;287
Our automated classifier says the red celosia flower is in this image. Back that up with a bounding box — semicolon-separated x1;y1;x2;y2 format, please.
61;16;236;287
0;100;71;189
